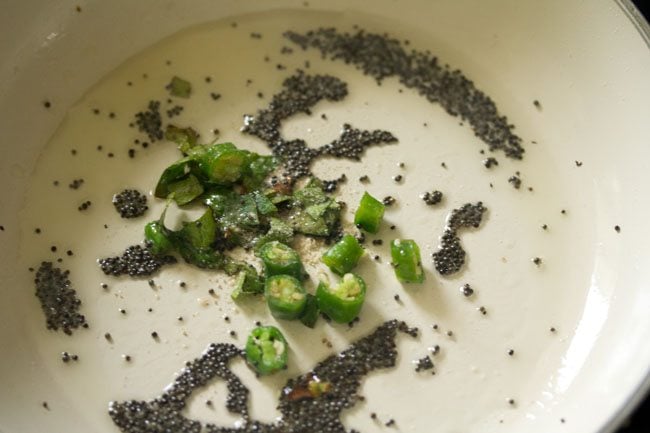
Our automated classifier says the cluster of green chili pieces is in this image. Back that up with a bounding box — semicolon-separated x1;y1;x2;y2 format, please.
144;125;342;296
144;127;427;375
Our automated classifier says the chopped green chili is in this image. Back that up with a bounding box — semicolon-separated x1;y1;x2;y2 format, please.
390;239;425;283
196;143;250;184
321;234;364;275
167;76;192;98
166;174;204;205
154;157;191;199
258;241;305;280
245;325;288;375
176;208;217;249
202;188;236;216
165;124;199;154
253;218;294;253
242;155;278;190
265;275;307;320
231;267;264;300
354;192;385;233
144;220;173;255
145;206;264;295
147;138;351;304
288;179;341;236
253;191;277;216
299;294;319;328
316;273;366;323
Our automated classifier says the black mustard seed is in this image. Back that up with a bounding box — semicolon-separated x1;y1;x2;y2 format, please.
483;157;498;168
285;29;525;159
421;190;443;205
242;71;396;181
461;283;474;297
134;101;163;142
109;320;412;433
432;202;487;275
34;262;87;335
99;243;176;277
508;175;522;189
415;355;434;372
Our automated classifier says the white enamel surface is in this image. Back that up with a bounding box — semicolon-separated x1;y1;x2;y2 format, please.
1;1;649;433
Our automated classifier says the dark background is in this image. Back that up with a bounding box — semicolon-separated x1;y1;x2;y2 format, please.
616;3;648;433
632;0;648;17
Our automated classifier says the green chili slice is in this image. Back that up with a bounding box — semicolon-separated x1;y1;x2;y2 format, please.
242;155;278;190
316;273;366;323
196;143;249;184
166;174;204;205
165;124;199;154
288;178;341;237
231;267;265;300
253;191;277;216
167;76;192;98
321;234;364;276
259;241;305;280
299;294;319;328
245;325;288;375
253;218;294;253
154;157;191;199
390;239;425;283
265;275;307;320
144;220;173;255
354;192;385;234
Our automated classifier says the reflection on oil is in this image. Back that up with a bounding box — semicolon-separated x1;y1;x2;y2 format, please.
554;271;609;393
